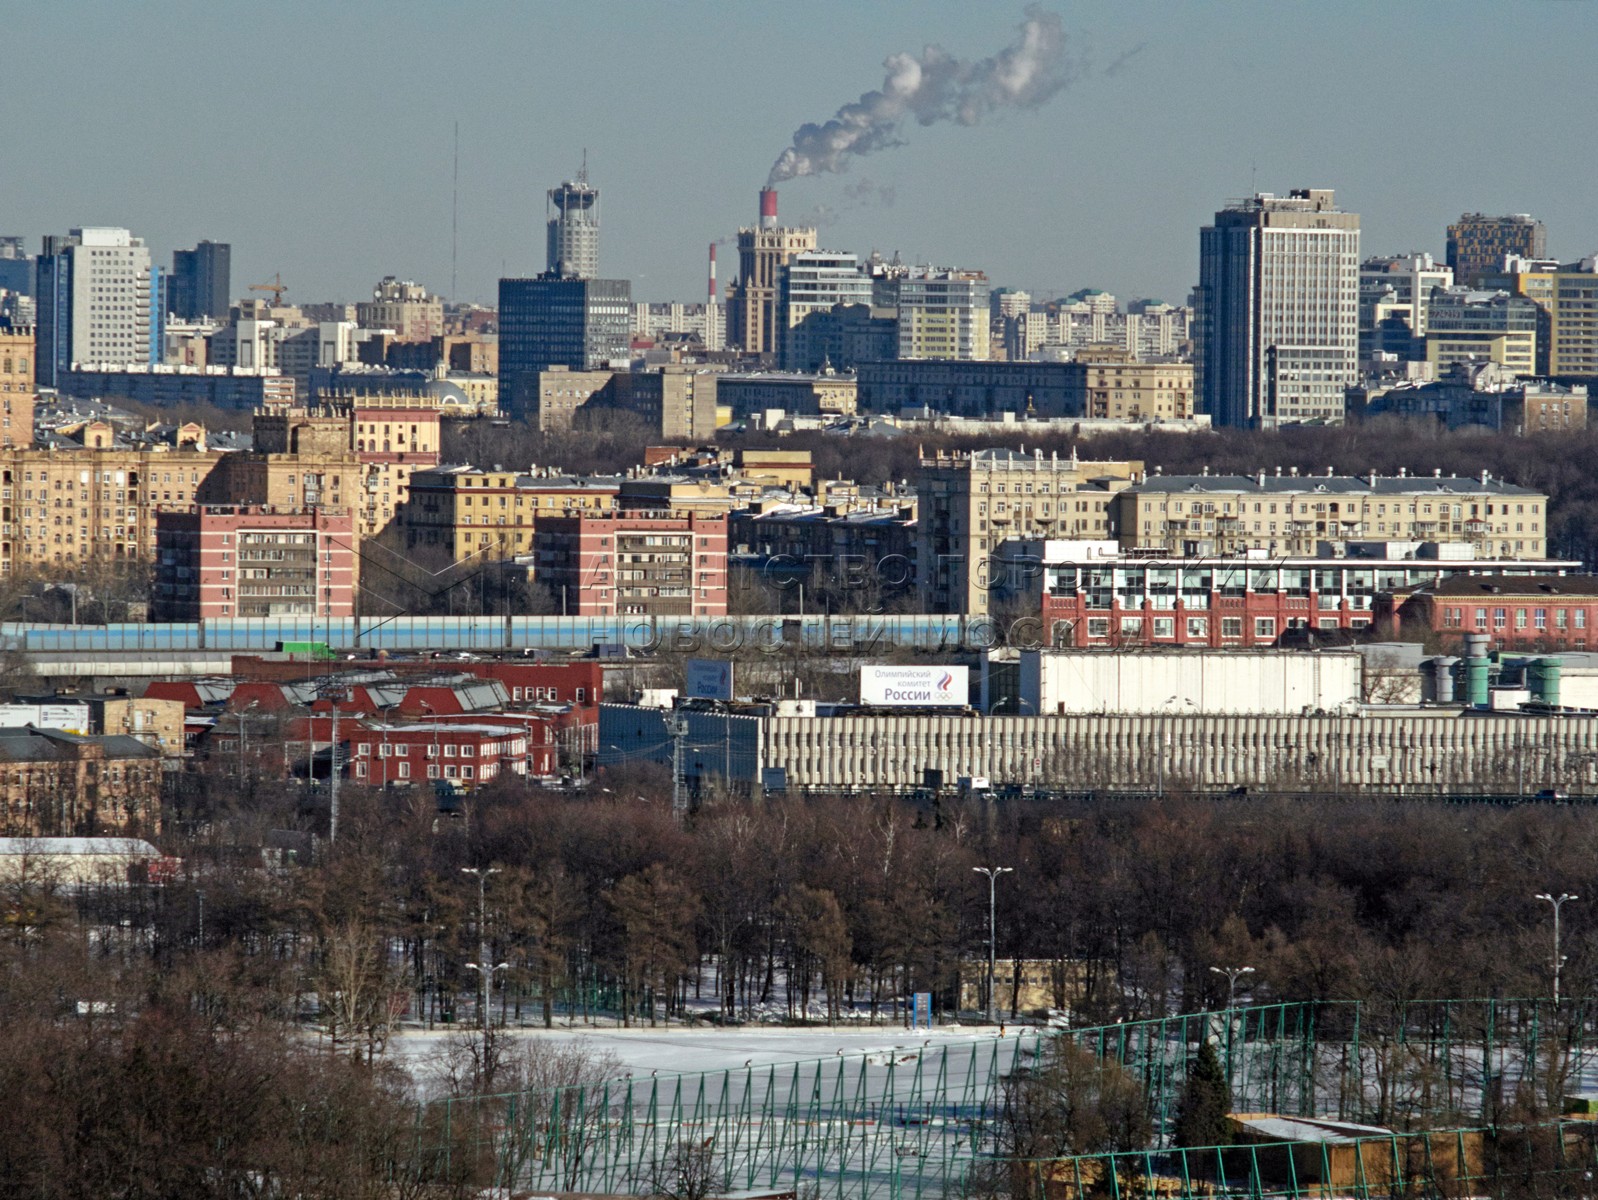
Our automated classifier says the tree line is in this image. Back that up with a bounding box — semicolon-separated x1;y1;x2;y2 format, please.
129;777;1598;1030
9;773;1598;1196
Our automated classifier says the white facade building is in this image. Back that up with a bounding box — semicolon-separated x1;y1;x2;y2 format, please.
35;227;156;385
1014;648;1362;716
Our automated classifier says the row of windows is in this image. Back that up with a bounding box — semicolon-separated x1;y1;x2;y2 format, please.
1442;606;1591;631
355;761;497;781
1144;499;1537;517
1082;614;1372;640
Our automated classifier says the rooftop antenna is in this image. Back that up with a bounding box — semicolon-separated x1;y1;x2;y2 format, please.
579;147;588;186
1251;159;1257;195
451;120;459;303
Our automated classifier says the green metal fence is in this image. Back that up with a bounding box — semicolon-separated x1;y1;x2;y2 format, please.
419;998;1598;1198
984;1119;1598;1200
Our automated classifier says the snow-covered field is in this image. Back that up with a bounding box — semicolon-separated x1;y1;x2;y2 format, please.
386;1022;1008;1086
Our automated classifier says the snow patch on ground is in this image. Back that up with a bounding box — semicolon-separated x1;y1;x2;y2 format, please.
384;1022;1008;1082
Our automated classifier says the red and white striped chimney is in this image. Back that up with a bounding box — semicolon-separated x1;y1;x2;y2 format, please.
708;243;718;303
759;187;778;230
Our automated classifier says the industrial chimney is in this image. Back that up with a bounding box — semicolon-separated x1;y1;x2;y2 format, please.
759;187;778;230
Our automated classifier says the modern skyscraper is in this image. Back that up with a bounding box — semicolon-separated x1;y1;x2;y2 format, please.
34;228;157;387
499;275;631;418
1447;214;1546;285
546;171;600;279
169;240;231;320
729;189;817;359
777;251;872;370
1195;189;1360;429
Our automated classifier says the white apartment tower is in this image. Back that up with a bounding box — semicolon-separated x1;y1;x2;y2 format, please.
1195;190;1360;428
35;227;155;386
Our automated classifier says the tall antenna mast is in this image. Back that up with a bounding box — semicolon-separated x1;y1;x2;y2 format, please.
452;120;460;302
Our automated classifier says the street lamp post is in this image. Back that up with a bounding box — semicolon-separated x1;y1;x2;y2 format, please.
1158;696;1197;798
1209;964;1255;1011
1535;892;1579;1008
462;866;503;1072
973;866;1013;1025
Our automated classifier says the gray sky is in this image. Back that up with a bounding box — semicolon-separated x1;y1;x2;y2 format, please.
5;1;1595;308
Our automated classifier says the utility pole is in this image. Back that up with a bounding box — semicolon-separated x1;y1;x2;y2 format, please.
462;866;503;1073
1535;892;1578;1008
313;678;352;845
670;713;689;819
972;866;1013;1025
328;698;342;845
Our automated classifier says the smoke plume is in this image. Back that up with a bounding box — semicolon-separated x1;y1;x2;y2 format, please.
768;7;1077;185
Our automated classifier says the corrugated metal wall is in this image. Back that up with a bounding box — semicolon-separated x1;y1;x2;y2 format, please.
760;712;1598;791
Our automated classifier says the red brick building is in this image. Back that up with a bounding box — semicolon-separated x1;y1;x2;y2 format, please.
224;656;601;749
296;718;533;788
534;513;728;617
1381;574;1598;651
153;505;356;620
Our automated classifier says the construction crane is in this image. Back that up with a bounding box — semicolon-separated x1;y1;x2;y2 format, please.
249;273;289;306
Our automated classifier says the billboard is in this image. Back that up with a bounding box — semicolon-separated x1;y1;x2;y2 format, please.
860;665;969;708
684;658;735;701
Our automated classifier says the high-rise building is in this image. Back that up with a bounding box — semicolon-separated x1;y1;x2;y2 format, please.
1124;300;1192;359
34;228;157;387
1424;288;1541;374
892;268;991;361
777;251;873;371
1447;214;1546;285
169;240;231;320
1358;253;1453;361
1483;256;1598;377
1195;189;1360;428
729;189;817;358
499;275;632;418
547;171;600;279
